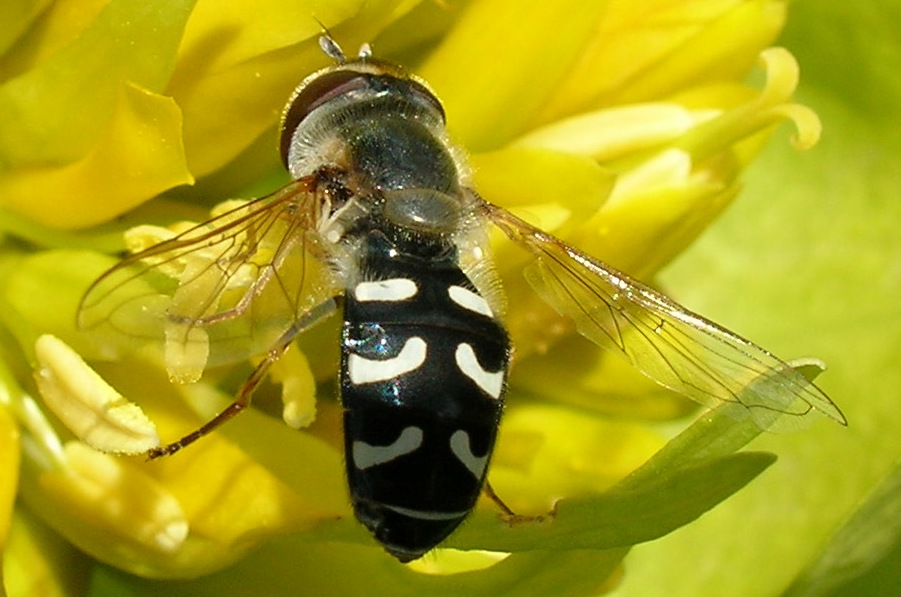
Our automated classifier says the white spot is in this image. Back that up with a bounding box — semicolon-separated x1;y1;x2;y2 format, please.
383;504;470;521
448;285;493;317
450;429;489;478
354;278;418;302
352;426;423;470
348;336;427;385
455;343;504;399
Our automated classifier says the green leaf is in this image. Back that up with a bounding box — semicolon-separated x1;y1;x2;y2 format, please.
448;452;774;553
784;458;901;596
90;541;626;597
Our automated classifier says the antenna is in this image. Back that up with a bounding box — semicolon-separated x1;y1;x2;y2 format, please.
318;34;346;63
312;17;346;63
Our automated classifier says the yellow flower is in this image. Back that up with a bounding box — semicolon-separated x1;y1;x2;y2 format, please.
0;0;830;593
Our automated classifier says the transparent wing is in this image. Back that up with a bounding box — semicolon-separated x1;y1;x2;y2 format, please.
482;201;846;430
78;178;339;381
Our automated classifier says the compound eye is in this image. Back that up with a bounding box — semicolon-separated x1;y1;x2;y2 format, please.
279;70;371;167
405;79;445;122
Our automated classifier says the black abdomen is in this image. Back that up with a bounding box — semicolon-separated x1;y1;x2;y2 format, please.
340;234;509;562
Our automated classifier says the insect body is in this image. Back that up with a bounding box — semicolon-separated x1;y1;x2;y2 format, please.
79;37;845;562
281;40;511;560
341;241;508;560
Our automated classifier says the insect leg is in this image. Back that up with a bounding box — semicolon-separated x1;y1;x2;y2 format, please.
482;479;516;518
146;298;337;459
145;341;289;459
484;479;558;525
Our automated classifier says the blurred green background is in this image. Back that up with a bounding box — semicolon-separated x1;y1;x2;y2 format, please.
614;2;901;595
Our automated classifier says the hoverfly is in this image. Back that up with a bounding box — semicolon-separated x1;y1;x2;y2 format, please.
78;36;846;562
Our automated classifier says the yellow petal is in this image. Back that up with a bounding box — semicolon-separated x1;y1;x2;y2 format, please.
490;403;664;514
0;0;51;58
170;0;417;178
471;146;615;214
591;161;738;277
2;509;91;597
534;0;787;122
268;344;318;429
0;404;19;552
39;442;189;554
177;0;367;73
419;0;610;150
0;83;193;229
673;47;821;161
513;103;717;162
0;0;193;166
511;334;698;422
